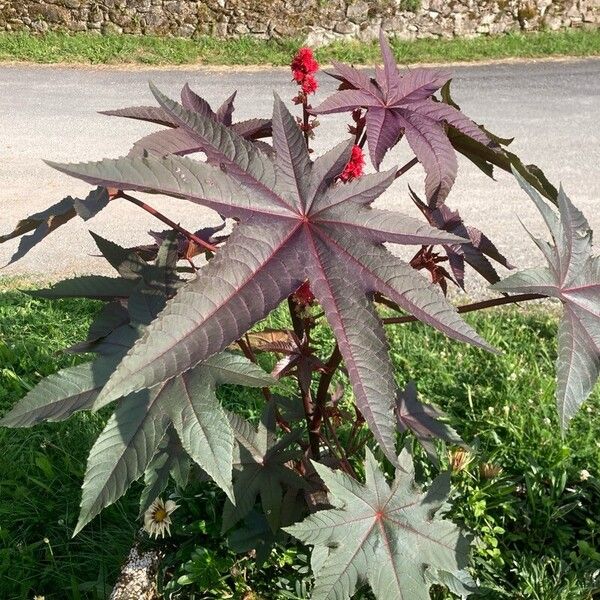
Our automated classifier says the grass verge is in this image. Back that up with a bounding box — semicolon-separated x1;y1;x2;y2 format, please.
0;283;598;598
0;29;598;66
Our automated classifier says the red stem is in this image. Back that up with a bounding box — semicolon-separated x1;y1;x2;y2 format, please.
395;157;419;179
381;293;545;325
117;191;218;253
302;95;311;149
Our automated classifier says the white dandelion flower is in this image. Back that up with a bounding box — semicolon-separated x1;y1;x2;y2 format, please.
143;498;179;539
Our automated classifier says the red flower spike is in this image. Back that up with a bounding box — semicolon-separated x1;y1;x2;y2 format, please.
291;47;319;95
339;145;365;183
301;74;318;95
291;47;319;77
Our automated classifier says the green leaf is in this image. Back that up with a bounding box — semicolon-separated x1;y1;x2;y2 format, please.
76;350;272;534
493;170;600;427
139;427;189;515
396;381;466;466
441;80;558;203
75;385;170;536
285;449;471;600
0;357;117;427
223;404;305;533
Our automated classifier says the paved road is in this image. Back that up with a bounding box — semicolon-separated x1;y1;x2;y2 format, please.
1;59;599;296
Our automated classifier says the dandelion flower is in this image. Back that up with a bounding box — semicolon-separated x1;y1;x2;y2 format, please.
143;498;178;539
580;469;591;481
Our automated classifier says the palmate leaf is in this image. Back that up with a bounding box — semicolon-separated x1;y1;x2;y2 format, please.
139;426;190;515
103;83;271;158
493;171;600;427
396;382;466;467
0;187;109;265
0;357;119;428
223;404;305;533
0;233;274;534
441;80;558;203
0;233;148;428
50;86;494;464
285;449;472;600
411;188;514;287
77;350;273;535
311;30;495;206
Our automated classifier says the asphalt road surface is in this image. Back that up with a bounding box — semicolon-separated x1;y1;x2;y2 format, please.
1;59;599;297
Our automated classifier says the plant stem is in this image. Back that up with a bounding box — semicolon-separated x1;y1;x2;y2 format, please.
381;293;545;325
395;157;419;179
324;415;358;477
288;297;305;339
117;191;218;253
302;94;311;149
300;374;321;459
237;336;292;433
315;344;342;407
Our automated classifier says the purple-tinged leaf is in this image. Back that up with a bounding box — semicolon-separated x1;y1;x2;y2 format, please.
398;111;458;206
180;82;216;117
128;127;205;158
230;118;272;140
329;61;383;98
113;85;271;162
306;140;353;209
216;90;237;126
365;106;403;169
411;188;514;287
48;154;289;221
317;204;468;247
311;89;382;115
285;449;471;600
493;170;600;427
150;84;287;208
396;382;466;466
313;32;495;203
410;99;490;146
54;93;492;464
272;93;312;211
99;106;177;127
1;188;110;265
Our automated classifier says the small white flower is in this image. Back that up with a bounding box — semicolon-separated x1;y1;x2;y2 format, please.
580;469;591;481
543;417;551;426
143;498;179;539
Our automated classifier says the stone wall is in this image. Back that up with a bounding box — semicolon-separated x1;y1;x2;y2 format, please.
0;0;597;44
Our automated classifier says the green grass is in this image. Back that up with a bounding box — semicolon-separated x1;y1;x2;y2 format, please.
0;282;599;598
0;284;137;600
0;29;598;66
